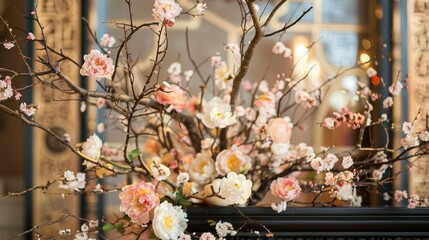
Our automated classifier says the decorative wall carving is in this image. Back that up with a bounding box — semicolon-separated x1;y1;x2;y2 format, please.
32;0;81;235
408;0;429;198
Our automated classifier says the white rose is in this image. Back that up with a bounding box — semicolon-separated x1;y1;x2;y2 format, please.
197;97;236;129
82;133;102;168
211;172;252;205
152;201;188;240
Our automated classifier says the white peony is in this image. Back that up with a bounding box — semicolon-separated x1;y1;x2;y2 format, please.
152;201;188;240
82;133;102;168
197;97;236;129
211;172;252;205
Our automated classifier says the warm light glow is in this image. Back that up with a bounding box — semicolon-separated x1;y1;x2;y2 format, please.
329;90;348;112
362;39;371;49
295;44;308;59
359;53;370;64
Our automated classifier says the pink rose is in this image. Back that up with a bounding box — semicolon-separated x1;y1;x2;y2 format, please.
119;181;160;225
266;117;293;144
80;50;114;79
152;0;182;27
155;83;188;112
270;177;301;201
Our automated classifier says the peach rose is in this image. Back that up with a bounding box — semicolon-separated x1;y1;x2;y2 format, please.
266;117;293;144
119;181;160;225
80;49;114;79
155;82;188;112
270;177;301;201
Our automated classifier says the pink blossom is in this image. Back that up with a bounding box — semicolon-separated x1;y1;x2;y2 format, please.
80;50;114;79
100;33;116;48
26;32;36;40
3;42;14;50
19;102;39;116
342;156;354;169
408;194;420;209
155;83;188;112
394;190;408;202
254;91;276;116
96;97;106;108
382;96;393;108
325;172;335;185
266;117;293;144
58;171;86;191
323;153;338;171
215;146;252;175
272;41;292;58
419;131;429;142
14;91;22;100
152;0;182;27
402;122;414;135
295;90;317;108
226;43;241;64
366;67;377;78
199;232;216;240
211;56;222;67
270;177;301;201
196;2;207;14
388;81;403;96
322;117;338;130
119;181;160;225
0;76;13;101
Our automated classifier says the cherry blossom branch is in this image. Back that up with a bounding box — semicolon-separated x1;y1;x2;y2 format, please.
264;6;313;37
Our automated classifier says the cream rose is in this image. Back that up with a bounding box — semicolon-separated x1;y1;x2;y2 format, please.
215;146;252;176
82;133;102;168
152;201;188;240
187;152;216;185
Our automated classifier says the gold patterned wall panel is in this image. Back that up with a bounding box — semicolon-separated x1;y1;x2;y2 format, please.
408;0;429;198
32;0;81;235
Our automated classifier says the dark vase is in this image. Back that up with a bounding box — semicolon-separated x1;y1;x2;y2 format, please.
186;207;429;238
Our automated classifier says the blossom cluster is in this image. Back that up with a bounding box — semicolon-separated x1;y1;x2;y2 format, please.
3;0;429;239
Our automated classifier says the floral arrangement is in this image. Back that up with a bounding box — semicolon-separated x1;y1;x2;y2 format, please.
1;0;428;239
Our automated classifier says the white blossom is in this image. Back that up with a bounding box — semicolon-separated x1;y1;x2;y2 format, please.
197;97;236;129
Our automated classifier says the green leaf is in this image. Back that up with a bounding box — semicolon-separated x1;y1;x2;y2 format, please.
116;223;125;235
102;223;116;231
207;219;217;226
176;188;191;207
127;148;141;162
123;214;131;222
